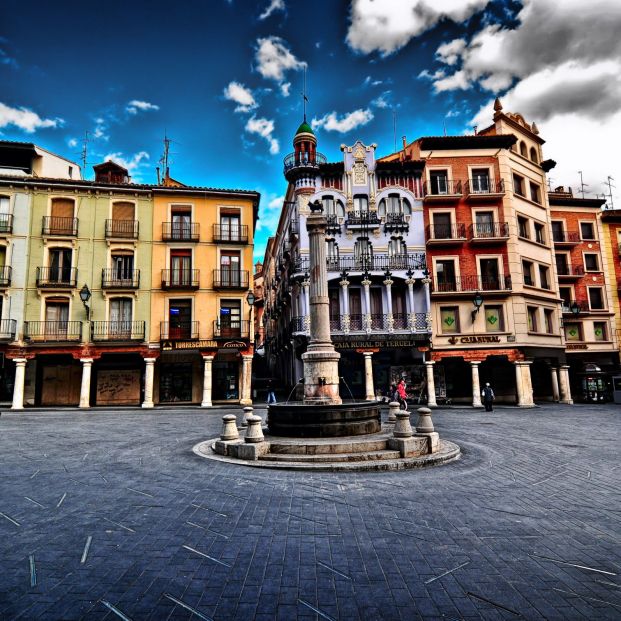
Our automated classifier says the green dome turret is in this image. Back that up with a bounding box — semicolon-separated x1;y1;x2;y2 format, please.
295;121;314;136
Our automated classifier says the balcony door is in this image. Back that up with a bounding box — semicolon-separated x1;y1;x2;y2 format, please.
471;169;490;193
171;207;191;240
0;195;9;232
45;299;69;337
111;201;135;237
555;254;569;276
49;248;72;283
110;298;132;337
171;250;191;286
349;288;362;330
220;212;240;241
436;260;456;292
354;238;373;270
392;289;407;328
370;288;383;329
112;253;134;282
220;251;241;287
169;300;192;340
430;170;448;195
220;301;241;338
480;258;500;290
475;211;495;237
432;212;452;239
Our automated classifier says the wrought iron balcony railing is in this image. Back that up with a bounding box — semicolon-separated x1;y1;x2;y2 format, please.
561;301;589;314
326;214;341;234
213;270;249;289
423;180;462;197
0;318;16;341
465;179;505;196
432;275;512;293
36;267;77;288
384;212;409;232
295;312;429;333
469;222;510;240
162;222;200;241
24;321;82;342
553;231;580;244
283;151;327;173
213;224;249;243
426;223;467;241
105;219;139;239
91;321;145;341
292;253;426;274
102;269;140;289
161;269;200;289
0;265;11;287
556;265;585;278
213;319;250;339
42;216;78;236
346;211;381;226
0;213;13;234
160;321;199;341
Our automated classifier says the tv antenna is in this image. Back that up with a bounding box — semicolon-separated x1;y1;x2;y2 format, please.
80;131;89;177
603;175;616;209
578;171;589;198
301;67;309;121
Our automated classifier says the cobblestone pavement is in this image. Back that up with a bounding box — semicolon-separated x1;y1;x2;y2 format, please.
0;403;619;620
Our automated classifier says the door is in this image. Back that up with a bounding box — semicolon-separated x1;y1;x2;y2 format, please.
220;252;241;286
110;298;132;337
112;254;134;282
392;289;407;329
41;363;81;405
169;300;192;339
220;213;240;241
475;211;494;237
349;289;362;330
171;209;191;239
220;301;241;337
111;202;135;237
0;195;9;232
432;212;452;239
213;361;239;400
370;288;383;329
555;254;569;276
471;169;490;193
45;301;69;338
49;248;72;283
436;260;456;292
171;251;191;286
480;258;500;290
329;289;340;330
430;170;448;194
159;363;193;402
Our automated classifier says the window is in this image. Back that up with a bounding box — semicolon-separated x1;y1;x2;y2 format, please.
538;265;550;289
354;237;373;269
529;147;538;164
584;253;600;271
484;306;504;332
593;322;608;341
378;194;410;218
527;306;538;332
555;254;569;276
513;174;525;197
353;195;368;212
109;298;133;336
440;307;459;333
432;212;452;239
559;286;572;307
588;287;605;310
48;248;73;283
534;222;545;244
220;211;241;241
530;182;541;204
329;289;340;323
171;250;193;286
220;251;241;286
45;299;70;336
111;253;134;282
0;195;10;232
436;260;457;292
322;196;345;218
551;221;565;242
171;206;192;239
544;309;554;334
471;168;490;193
519;141;527;157
429;170;449;195
480;258;500;290
580;222;595;240
564;322;582;342
219;300;241;338
388;237;407;267
522;260;534;286
326;239;339;269
518;216;529;239
474;211;495;237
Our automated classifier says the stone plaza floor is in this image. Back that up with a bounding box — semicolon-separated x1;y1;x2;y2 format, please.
0;403;619;620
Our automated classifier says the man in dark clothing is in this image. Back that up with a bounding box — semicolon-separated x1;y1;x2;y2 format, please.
482;382;495;411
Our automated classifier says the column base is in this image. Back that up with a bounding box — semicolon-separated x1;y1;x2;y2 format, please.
201;401;213;408
518;403;536;408
79;404;90;409
472;404;484;409
11;406;23;410
559;399;573;405
142;402;154;409
240;399;253;406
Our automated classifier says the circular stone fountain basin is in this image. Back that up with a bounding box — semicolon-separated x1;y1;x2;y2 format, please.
267;400;381;437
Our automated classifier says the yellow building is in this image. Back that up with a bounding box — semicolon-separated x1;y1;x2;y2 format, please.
148;180;260;406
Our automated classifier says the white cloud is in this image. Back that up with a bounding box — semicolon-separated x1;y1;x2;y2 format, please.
0;47;18;68
255;36;306;86
346;0;489;56
256;194;284;231
245;116;280;154
0;102;62;133
371;92;390;109
93;117;108;140
280;82;291;97
223;81;258;113
67;138;78;148
363;76;383;87
259;0;285;20
102;151;150;179
433;69;470;92
312;108;374;133
435;38;466;66
126;100;159;114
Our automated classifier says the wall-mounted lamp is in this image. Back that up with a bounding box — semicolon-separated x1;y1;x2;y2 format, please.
79;284;91;319
246;291;256;307
471;291;484;321
569;301;581;315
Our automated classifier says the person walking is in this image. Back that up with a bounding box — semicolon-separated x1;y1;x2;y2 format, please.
397;378;408;411
266;379;277;404
481;382;495;411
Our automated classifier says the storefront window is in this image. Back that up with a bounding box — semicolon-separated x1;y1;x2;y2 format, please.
484;306;503;332
440;307;459;333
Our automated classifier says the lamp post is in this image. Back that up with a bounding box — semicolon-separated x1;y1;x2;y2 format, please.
471;291;484;321
246;290;255;341
79;284;91;320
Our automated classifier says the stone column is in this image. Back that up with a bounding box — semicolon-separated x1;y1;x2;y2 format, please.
240;354;253;405
383;276;394;332
550;367;560;403
515;361;535;407
425;361;437;407
422;276;432;332
362;351;375;400
142;358;156;409
201;355;214;407
405;274;417;331
302;277;310;334
558;365;573;404
11;358;27;410
340;276;350;333
79;358;93;409
471;361;483;408
362;275;372;333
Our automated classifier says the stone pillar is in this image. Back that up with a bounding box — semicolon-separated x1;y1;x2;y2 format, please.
422;276;432;332
11;358;27;410
425;361;437;407
362;351;375;400
302;277;310;334
142;358;156;409
558;365;573;404
79;358;93;409
201;355;214;407
362;275;372;333
405;274;416;331
550;367;560;403
340;276;350;333
515;361;535;407
383;276;394;332
471;361;483;408
240;354;253;405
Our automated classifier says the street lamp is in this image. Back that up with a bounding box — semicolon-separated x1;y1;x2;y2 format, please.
79;284;91;319
569;301;581;315
471;291;484;321
246;291;255;341
246;291;255;307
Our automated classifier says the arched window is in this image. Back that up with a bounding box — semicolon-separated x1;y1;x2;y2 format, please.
519;141;527;157
322;195;345;218
326;238;339;269
354;237;373;269
529;146;538;164
378;194;412;218
353;195;368;213
388;237;407;268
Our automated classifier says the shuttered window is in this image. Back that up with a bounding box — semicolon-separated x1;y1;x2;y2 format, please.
112;201;134;220
51;198;74;218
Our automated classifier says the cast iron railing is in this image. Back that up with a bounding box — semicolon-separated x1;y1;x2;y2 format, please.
469;222;509;239
24;321;82;342
213;270;249;289
161;269;200;289
423;180;462;197
213;224;249;243
36;267;78;288
105;219;139;239
292;253;426;273
465;179;505;196
162;222;200;241
102;269;140;289
213;319;250;339
42;216;78;236
346;211;381;226
0;265;11;287
283;152;327;173
91;321;145;341
0;318;16;340
426;223;467;240
0;214;13;234
556;265;585;277
432;275;512;293
160;321;199;340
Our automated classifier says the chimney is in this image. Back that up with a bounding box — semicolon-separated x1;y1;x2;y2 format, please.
402;136;407;149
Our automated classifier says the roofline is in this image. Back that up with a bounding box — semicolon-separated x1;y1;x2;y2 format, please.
548;196;606;208
33;145;82;168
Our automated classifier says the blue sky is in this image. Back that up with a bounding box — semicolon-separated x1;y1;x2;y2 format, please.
2;0;620;260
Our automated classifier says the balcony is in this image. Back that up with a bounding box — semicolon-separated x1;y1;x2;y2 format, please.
346;211;381;228
423;180;462;202
102;269;140;289
160;321;199;341
24;321;82;342
426;223;467;245
0;214;13;234
36;267;77;288
326;215;341;234
0;265;11;287
213;319;250;340
553;232;580;246
469;222;510;242
105;219;139;239
162;222;200;242
432;275;512;294
294;313;429;334
283;152;327;179
291;253;427;274
42;216;78;236
384;213;409;233
0;318;16;341
91;321;145;342
556;265;584;280
561;300;589;314
464;179;505;201
213;270;249;289
161;269;200;289
213;224;249;243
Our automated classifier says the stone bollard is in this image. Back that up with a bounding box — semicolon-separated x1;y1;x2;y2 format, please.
220;414;239;441
240;406;253;428
393;410;413;438
244;415;265;443
416;407;434;433
387;401;400;423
